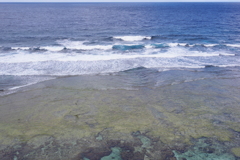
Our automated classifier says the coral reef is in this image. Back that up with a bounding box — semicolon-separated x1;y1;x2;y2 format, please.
0;75;240;159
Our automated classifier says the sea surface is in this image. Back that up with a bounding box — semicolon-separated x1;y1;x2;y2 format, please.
1;3;240;159
0;2;240;94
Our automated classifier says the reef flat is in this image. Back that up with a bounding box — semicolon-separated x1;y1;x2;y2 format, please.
0;70;240;160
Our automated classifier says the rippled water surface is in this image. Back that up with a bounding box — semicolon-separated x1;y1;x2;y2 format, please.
0;2;240;91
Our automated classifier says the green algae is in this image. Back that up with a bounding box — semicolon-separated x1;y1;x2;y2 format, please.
1;75;240;159
231;147;240;157
145;105;233;144
94;104;157;134
0;86;235;147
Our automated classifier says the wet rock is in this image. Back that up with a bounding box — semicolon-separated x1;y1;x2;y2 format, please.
231;147;240;157
132;131;141;137
53;109;68;117
131;131;152;149
120;146;134;160
205;65;215;68
132;152;145;160
202;147;215;153
64;115;77;122
27;135;53;149
81;147;111;160
149;107;166;121
101;147;122;160
121;144;145;160
173;138;236;160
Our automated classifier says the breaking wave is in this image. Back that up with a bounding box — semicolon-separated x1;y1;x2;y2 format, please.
113;36;151;41
0;36;239;76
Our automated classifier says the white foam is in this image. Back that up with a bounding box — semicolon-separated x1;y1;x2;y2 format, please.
6;76;55;93
226;44;240;48
219;53;235;56
158;47;217;57
40;46;65;52
1;54;239;76
1;40;239;76
168;43;219;47
167;43;240;48
0;45;236;64
9;82;39;90
167;43;178;47
204;44;218;47
113;36;151;41
12;46;64;51
145;45;154;49
218;64;238;68
0;51;68;63
167;43;189;47
57;40;112;50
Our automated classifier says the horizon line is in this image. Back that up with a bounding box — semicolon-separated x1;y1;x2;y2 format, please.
1;1;240;2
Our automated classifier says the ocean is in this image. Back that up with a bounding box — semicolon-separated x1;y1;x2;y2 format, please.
1;2;240;94
1;3;240;159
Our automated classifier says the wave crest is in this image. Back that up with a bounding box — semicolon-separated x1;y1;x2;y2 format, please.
113;36;151;41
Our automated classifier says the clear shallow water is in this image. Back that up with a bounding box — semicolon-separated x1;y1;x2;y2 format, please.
1;70;240;159
0;2;240;91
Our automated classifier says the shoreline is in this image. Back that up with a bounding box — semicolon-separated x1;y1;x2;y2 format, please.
0;73;240;159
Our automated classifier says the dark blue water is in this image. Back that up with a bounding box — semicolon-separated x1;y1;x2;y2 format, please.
0;3;240;92
1;3;240;45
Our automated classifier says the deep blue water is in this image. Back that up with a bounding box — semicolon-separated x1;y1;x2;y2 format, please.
0;2;240;92
1;3;240;45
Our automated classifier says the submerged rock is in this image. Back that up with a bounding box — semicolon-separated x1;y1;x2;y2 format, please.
101;147;122;160
173;138;236;160
27;135;53;149
82;147;112;160
63;115;77;122
1;74;240;159
231;147;240;157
